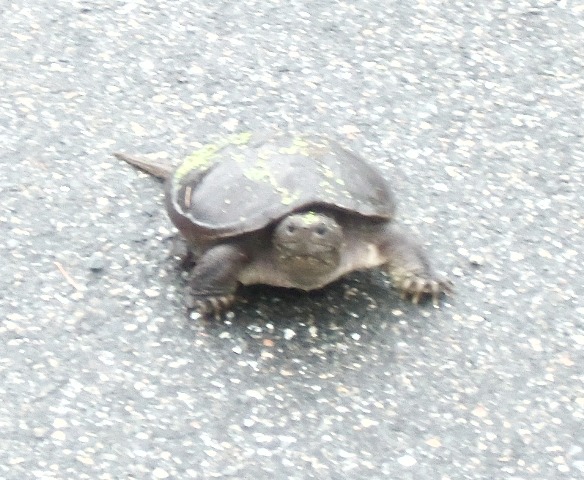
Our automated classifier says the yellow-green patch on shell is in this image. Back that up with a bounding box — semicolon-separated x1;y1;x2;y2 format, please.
242;151;300;206
175;132;253;180
168;132;395;239
297;211;322;225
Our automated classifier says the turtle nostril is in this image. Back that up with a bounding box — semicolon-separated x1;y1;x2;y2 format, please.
287;224;296;234
315;225;327;236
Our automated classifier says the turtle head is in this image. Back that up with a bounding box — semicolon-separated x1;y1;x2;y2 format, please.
273;211;343;284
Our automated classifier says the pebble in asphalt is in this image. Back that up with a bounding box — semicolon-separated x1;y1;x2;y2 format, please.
1;1;583;479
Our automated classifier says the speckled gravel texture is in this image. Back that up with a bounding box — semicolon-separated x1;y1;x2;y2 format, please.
1;0;583;479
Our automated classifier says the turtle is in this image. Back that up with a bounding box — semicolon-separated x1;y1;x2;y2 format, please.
115;131;452;315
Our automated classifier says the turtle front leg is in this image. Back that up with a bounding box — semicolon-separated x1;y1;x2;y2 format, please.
379;225;453;307
186;244;249;317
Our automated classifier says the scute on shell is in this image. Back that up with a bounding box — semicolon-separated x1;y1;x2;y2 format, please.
167;131;396;239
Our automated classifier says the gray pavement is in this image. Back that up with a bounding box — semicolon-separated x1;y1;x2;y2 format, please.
1;1;583;478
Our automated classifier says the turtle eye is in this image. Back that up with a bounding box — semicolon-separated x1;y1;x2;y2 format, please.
315;225;328;236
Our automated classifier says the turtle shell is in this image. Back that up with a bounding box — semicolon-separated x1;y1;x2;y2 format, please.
165;131;396;241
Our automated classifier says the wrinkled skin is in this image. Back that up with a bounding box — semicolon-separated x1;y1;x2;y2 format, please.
179;210;452;315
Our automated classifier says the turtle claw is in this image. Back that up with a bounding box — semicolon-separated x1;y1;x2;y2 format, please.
397;274;452;307
187;294;235;318
412;291;422;305
401;278;414;298
429;280;445;308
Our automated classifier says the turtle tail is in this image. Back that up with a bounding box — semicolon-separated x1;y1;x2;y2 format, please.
114;153;174;179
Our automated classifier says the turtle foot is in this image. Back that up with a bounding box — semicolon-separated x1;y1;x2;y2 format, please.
397;273;453;308
187;293;236;318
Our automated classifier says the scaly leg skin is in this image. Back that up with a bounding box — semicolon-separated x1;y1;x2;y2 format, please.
380;226;453;307
167;235;196;269
185;244;249;317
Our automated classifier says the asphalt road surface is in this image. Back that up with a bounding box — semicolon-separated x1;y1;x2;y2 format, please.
1;1;583;479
